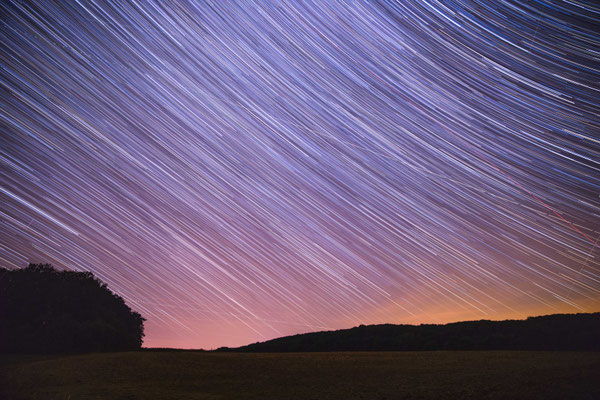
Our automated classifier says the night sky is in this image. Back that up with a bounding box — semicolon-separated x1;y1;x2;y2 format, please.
1;1;598;349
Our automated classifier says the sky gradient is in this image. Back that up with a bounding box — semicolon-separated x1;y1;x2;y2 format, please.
1;1;599;349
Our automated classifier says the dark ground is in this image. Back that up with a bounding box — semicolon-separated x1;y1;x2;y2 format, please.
1;351;598;399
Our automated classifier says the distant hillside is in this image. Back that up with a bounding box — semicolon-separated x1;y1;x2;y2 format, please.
220;313;600;352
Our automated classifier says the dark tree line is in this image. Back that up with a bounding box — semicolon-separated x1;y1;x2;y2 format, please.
220;312;600;352
0;263;145;354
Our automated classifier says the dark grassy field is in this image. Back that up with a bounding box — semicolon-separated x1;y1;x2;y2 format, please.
1;351;598;399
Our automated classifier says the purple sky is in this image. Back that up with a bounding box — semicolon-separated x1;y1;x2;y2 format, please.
1;1;598;349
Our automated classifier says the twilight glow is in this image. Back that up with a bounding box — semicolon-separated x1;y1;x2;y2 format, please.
0;1;598;349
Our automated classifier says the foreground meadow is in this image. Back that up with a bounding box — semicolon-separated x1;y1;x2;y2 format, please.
1;351;598;399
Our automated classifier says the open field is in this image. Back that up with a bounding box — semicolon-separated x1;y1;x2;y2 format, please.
1;351;599;399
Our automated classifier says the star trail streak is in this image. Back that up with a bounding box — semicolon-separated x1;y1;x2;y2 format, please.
1;1;599;349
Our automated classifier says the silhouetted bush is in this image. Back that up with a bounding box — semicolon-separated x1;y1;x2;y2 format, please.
223;312;600;352
0;263;145;354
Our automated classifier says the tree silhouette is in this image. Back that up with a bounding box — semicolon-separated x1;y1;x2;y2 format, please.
0;263;145;354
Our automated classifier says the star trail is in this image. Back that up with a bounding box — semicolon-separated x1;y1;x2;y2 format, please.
1;1;599;349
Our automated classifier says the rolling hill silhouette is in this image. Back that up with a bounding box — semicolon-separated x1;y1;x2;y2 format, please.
219;313;599;352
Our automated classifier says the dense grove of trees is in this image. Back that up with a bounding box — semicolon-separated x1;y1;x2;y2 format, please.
0;263;145;354
222;313;600;352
